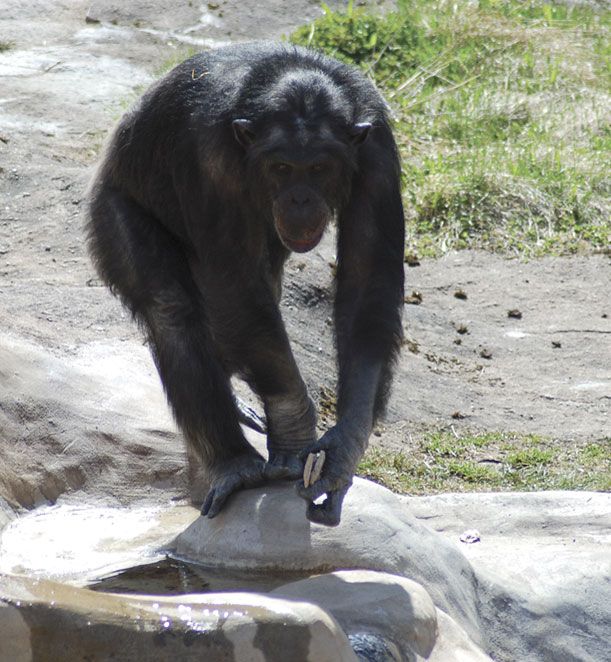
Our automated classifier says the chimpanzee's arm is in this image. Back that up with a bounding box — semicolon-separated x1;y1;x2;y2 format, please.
297;126;405;525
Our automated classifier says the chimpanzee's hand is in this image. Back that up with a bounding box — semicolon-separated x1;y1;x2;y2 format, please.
201;452;266;518
296;422;365;527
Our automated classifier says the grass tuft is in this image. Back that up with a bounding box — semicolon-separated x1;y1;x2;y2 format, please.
291;0;610;257
357;430;610;494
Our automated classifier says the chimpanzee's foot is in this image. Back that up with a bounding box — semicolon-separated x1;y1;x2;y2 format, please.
263;391;317;481
264;451;304;480
201;452;266;518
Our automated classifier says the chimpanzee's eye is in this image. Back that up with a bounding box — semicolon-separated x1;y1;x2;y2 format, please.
310;163;327;174
271;162;292;174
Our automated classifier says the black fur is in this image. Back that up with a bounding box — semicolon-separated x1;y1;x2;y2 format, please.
87;42;404;526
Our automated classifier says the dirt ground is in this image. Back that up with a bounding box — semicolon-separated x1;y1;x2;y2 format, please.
1;0;608;459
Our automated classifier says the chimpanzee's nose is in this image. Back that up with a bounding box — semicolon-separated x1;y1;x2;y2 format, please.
291;189;311;207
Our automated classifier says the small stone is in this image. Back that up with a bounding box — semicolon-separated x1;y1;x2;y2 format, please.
454;289;467;300
405;291;423;305
507;309;522;319
459;529;481;544
402;337;419;353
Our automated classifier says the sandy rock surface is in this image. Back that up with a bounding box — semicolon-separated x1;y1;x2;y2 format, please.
0;0;608;455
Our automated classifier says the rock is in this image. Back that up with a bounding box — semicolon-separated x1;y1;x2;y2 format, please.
0;332;186;509
271;570;439;660
0;332;268;511
0;502;197;585
84;0;334;43
0;599;30;662
0;574;357;661
172;481;611;661
1;331;609;661
407;491;611;662
431;610;492;662
0;502;492;660
172;478;484;647
0;504;489;660
0;499;13;534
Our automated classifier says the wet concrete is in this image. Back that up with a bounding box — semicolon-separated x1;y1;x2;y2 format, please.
0;503;196;584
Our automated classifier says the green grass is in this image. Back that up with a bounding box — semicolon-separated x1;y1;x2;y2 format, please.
291;0;610;257
357;431;611;494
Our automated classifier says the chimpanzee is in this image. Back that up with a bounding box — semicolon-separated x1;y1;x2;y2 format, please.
86;42;404;527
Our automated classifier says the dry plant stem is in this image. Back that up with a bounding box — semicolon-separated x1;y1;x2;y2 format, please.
303;450;326;488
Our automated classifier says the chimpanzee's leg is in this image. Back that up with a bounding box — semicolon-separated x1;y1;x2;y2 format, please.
189;263;317;481
87;187;266;516
253;345;318;480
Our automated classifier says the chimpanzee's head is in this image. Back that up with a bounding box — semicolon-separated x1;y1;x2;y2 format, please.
232;72;371;253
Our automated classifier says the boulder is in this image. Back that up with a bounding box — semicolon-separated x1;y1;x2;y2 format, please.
172;478;484;646
0;574;356;662
0;332;186;509
271;570;439;661
172;480;611;661
407;491;611;661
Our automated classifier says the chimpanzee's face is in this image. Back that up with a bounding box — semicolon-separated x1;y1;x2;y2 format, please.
233;118;369;253
264;147;344;253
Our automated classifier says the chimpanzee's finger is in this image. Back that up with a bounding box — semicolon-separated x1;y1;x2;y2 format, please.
201;488;216;517
202;474;242;518
203;485;231;518
264;464;289;480
299;442;328;461
296;476;334;503
306;485;350;527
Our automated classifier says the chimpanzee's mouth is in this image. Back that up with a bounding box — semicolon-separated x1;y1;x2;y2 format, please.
282;227;325;253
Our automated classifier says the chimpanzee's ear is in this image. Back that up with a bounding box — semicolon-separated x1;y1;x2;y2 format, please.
349;122;372;145
232;119;256;148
